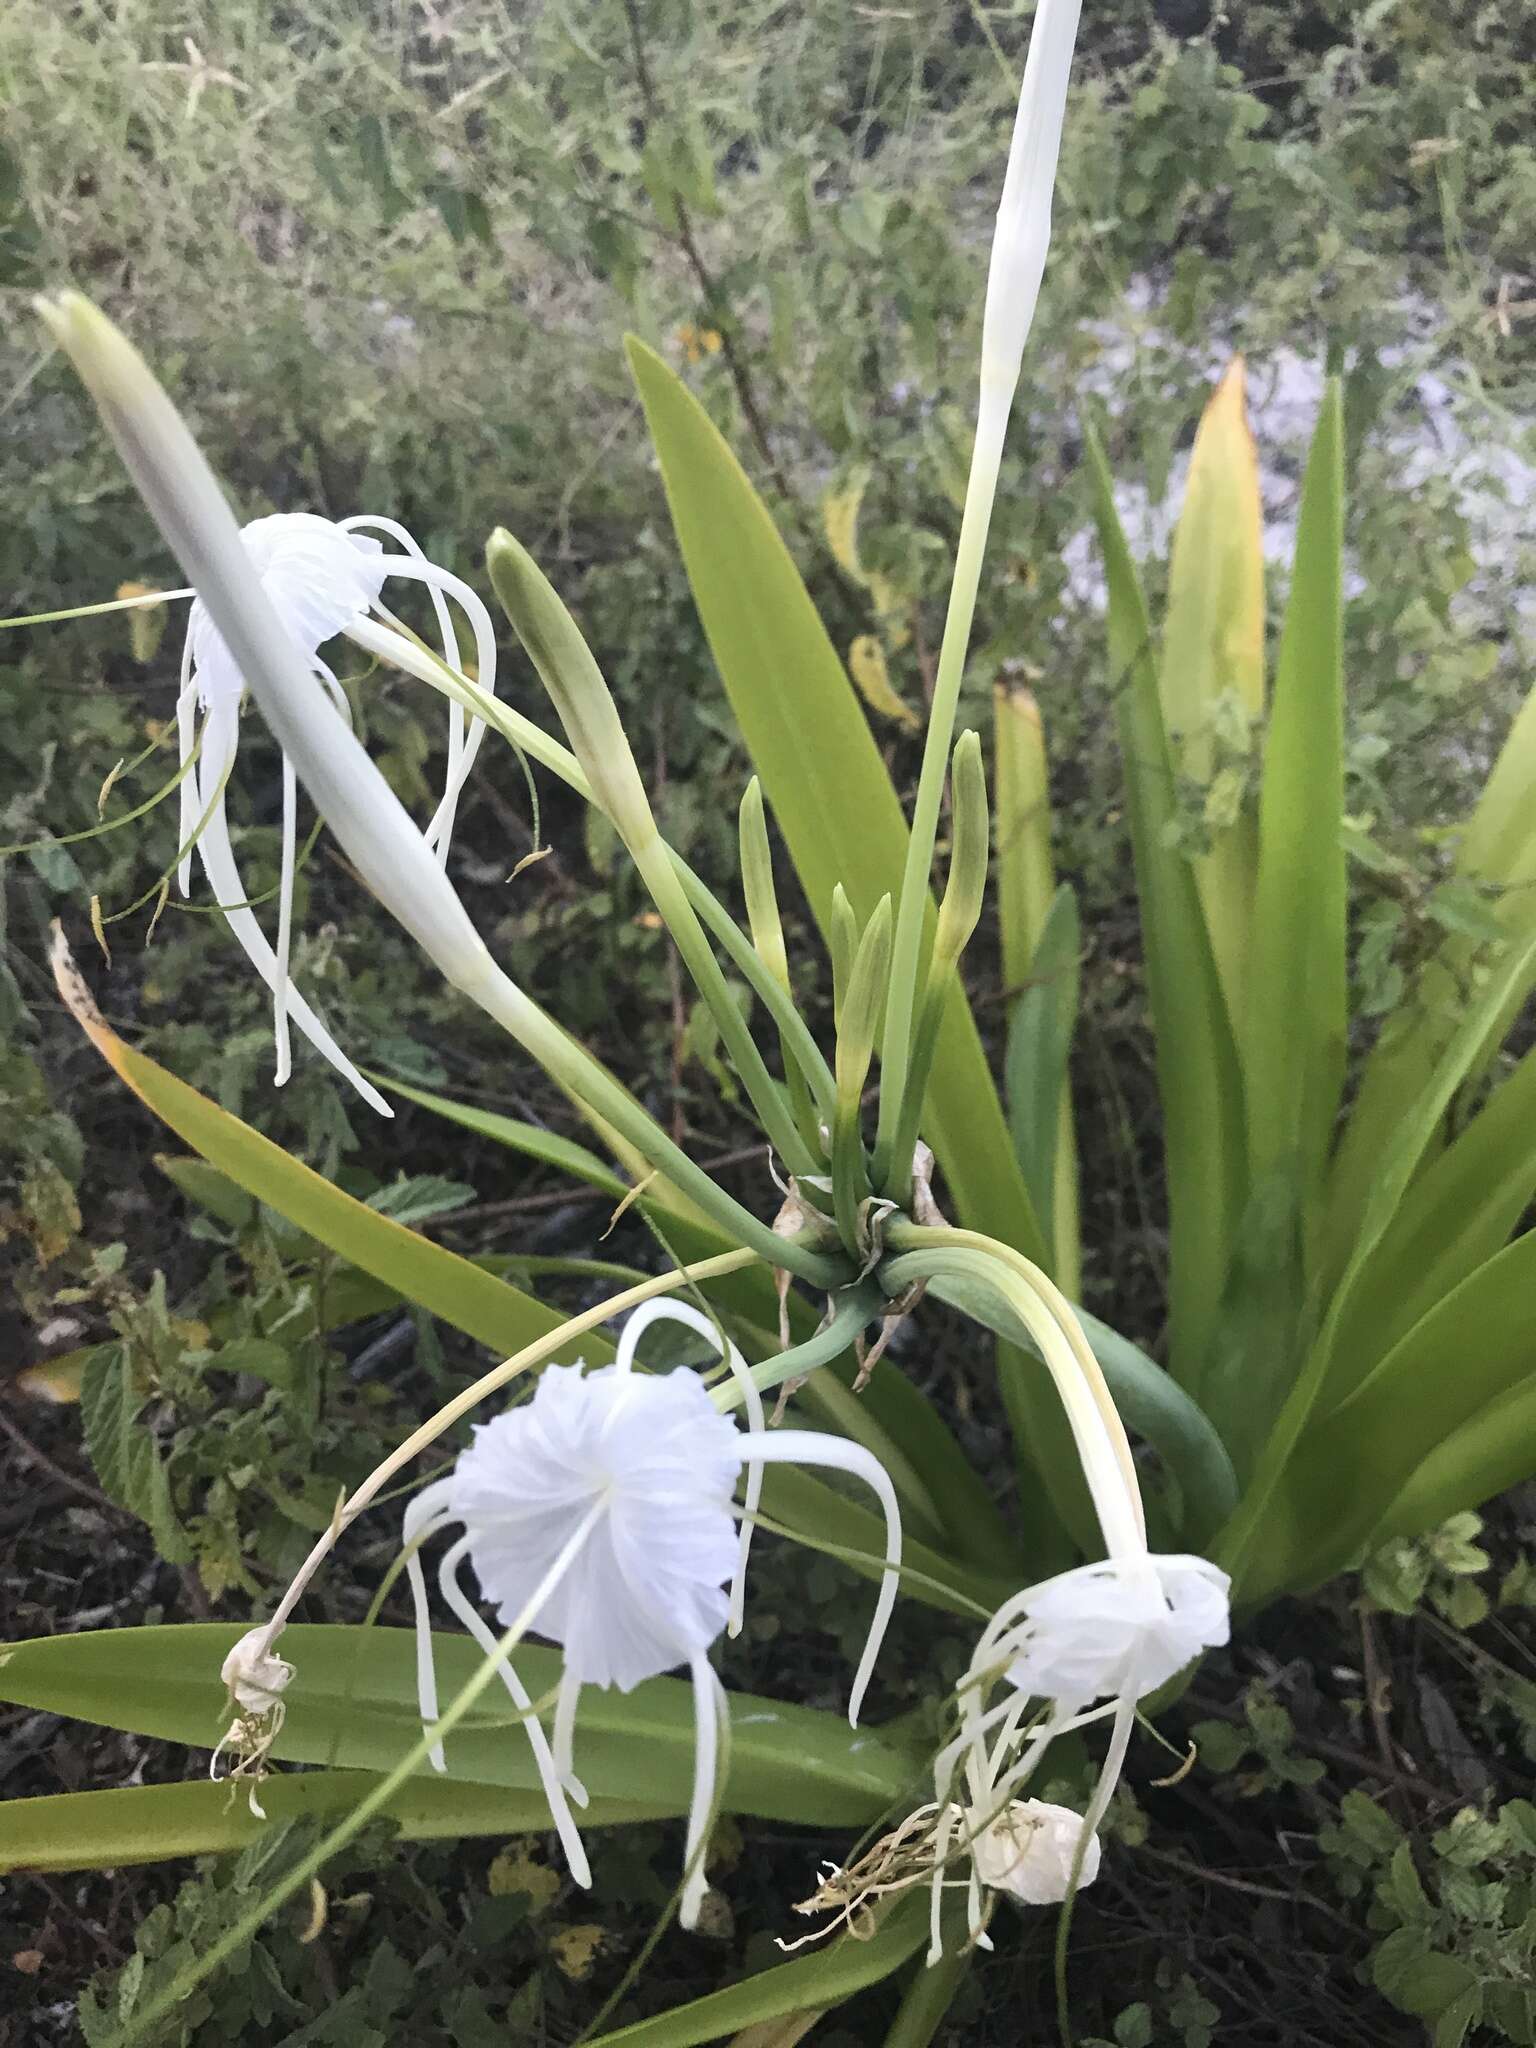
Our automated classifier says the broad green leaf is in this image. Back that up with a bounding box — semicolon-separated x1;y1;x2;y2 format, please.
587;1896;928;2048
1222;924;1536;1588
1244;380;1346;1240
624;337;1046;1271
1368;1375;1536;1554
994;684;1079;1293
0;1625;923;1828
1159;358;1265;1034
1328;670;1536;1270
1003;885;1079;1279
64;1005;590;1364
1322;1036;1536;1396
1085;421;1247;1391
0;1772;673;1874
1242;1230;1536;1601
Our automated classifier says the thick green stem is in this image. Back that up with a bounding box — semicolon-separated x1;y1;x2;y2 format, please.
712;1289;880;1407
874;400;1009;1189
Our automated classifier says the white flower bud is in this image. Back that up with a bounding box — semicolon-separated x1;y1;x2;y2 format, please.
971;1798;1101;1904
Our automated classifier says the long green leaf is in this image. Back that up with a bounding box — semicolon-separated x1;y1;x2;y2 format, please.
0;1772;672;1874
624;338;1045;1270
1003;884;1079;1272
1367;1376;1536;1552
1244;379;1346;1241
1085;421;1247;1391
587;1896;928;2048
993;683;1079;1292
1158;358;1265;1035
71;1015;590;1363
1321;1036;1536;1399
1245;1231;1536;1601
0;1625;922;1828
1220;925;1536;1589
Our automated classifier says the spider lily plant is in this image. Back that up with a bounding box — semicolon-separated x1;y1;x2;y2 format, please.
8;0;1536;2039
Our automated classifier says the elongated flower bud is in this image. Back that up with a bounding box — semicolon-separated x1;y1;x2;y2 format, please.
835;895;892;1113
980;0;1083;407
829;884;858;1028
485;528;656;849
738;778;790;991
35;293;494;999
933;730;989;969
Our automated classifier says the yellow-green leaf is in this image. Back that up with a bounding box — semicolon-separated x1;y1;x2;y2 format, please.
1159;357;1265;1035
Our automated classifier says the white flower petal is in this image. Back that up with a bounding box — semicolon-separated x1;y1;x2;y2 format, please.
1002;1553;1230;1709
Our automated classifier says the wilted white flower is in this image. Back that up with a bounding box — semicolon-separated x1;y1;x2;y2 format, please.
969;1796;1101;1905
172;510;501;1111
402;1300;902;1928
210;1624;295;1819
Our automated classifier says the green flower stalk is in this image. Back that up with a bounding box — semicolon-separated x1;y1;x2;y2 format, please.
487;527;819;1179
875;0;1083;1198
886;732;990;1194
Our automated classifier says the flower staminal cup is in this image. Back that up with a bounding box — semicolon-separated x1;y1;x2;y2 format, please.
402;1300;902;1929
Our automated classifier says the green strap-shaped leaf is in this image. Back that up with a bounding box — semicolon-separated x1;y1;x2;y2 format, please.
1220;925;1536;1590
1321;1036;1536;1397
1159;359;1265;1037
1367;1376;1536;1554
0;1773;674;1875
1244;379;1346;1242
587;1896;929;2048
1244;1231;1536;1601
0;1625;923;1827
993;684;1080;1293
1085;422;1247;1392
624;337;1045;1271
1003;884;1080;1273
72;1013;591;1363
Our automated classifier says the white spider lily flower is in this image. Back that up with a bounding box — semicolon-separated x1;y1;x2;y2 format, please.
171;509;501;1111
926;1551;1229;1960
402;1300;903;1929
995;1552;1231;1714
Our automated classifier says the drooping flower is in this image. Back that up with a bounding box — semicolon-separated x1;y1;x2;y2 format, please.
923;1271;1230;1962
402;1299;903;1928
172;510;501;1111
